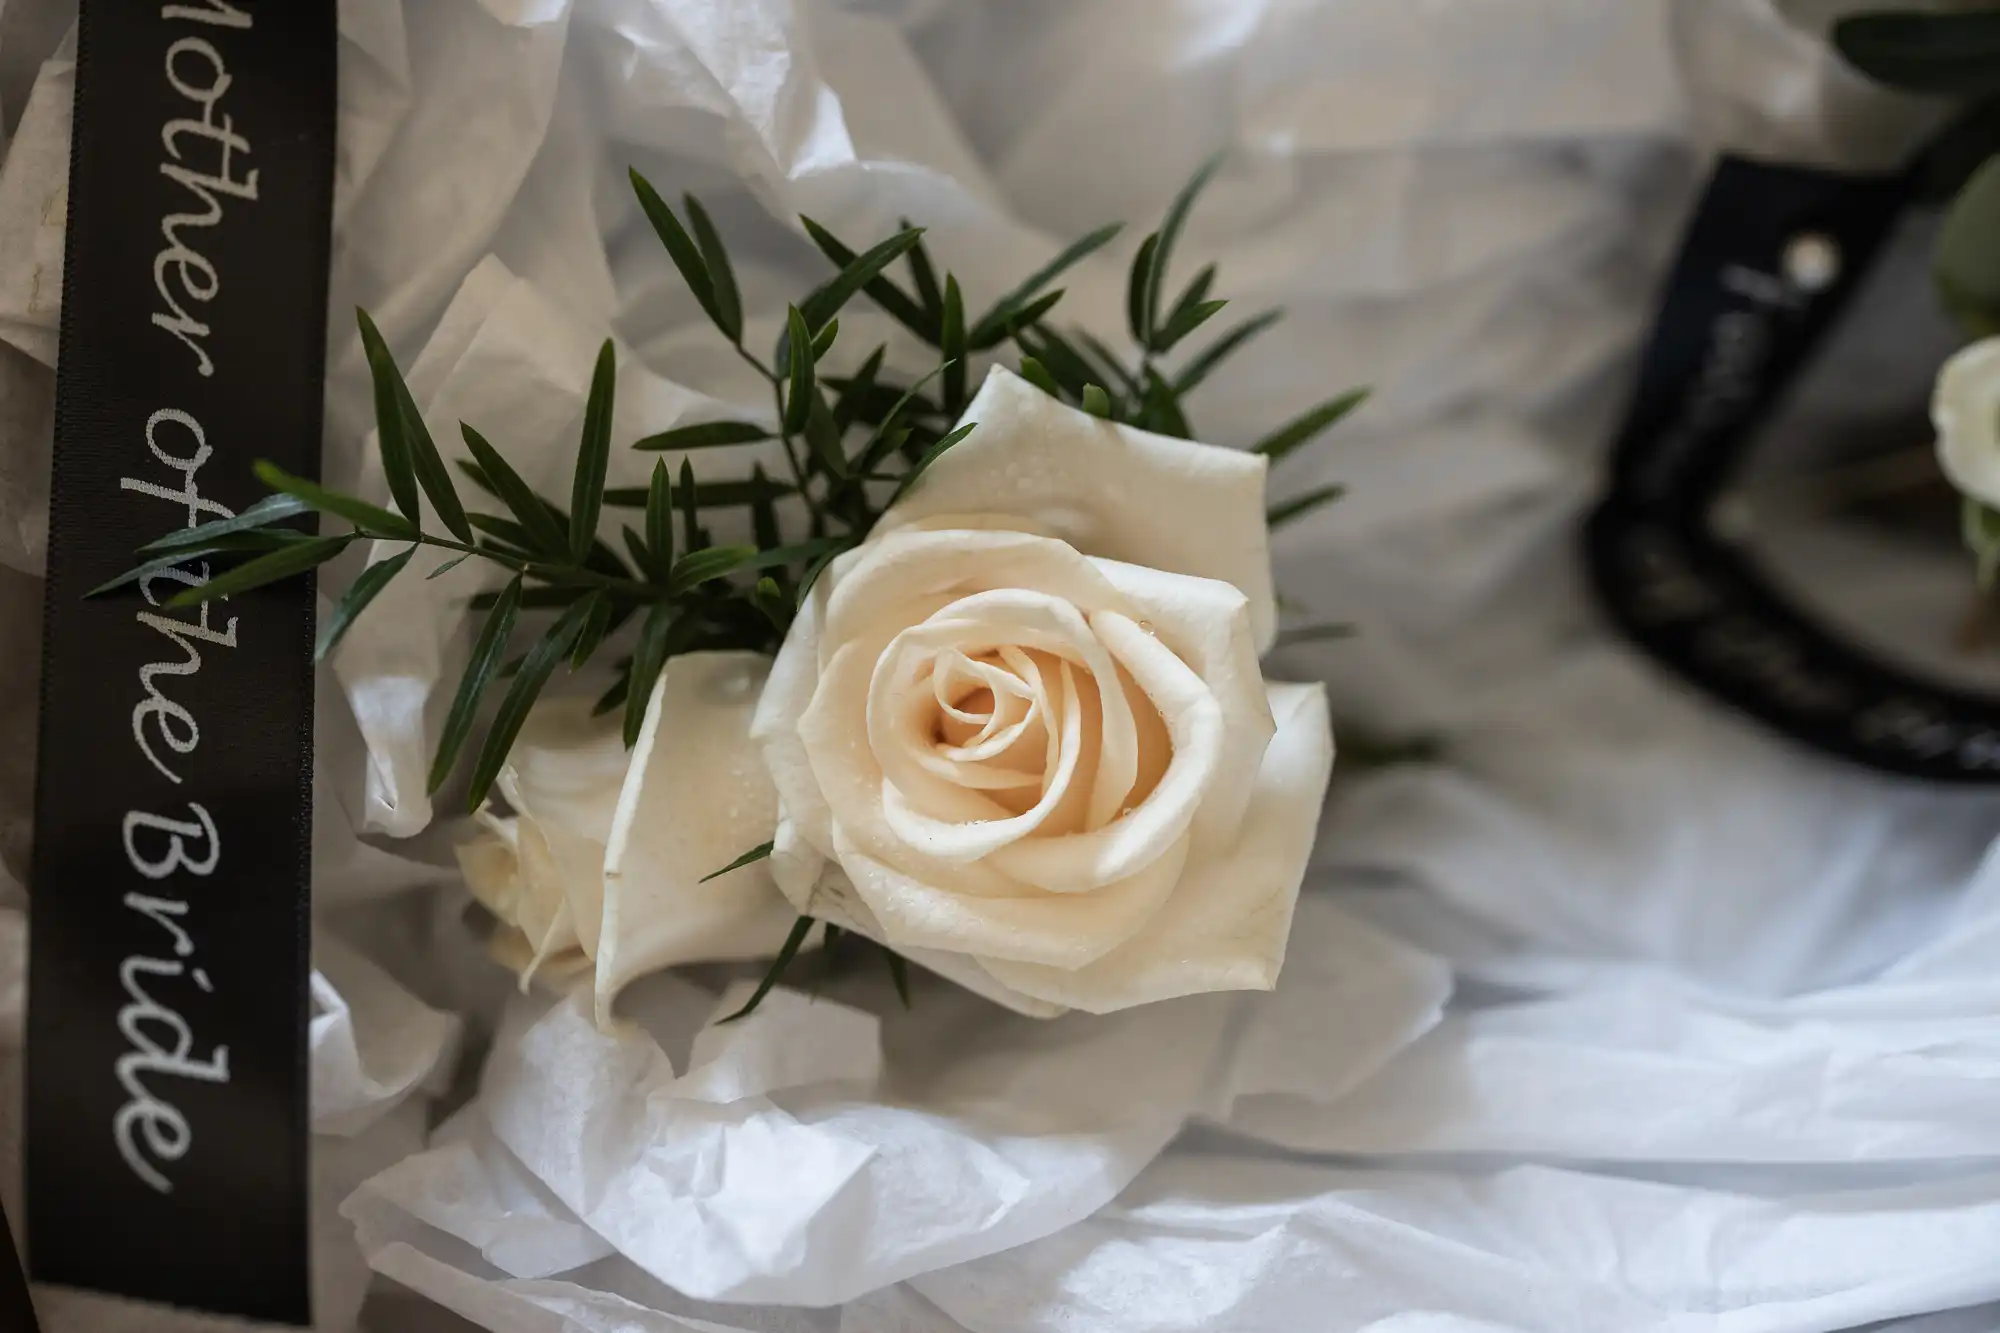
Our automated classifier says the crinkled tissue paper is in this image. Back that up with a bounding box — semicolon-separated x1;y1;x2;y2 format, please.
0;0;1998;1330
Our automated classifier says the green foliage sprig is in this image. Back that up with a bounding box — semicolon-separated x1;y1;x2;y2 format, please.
99;158;1367;1015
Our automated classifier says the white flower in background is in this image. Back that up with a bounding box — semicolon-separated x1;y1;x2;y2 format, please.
1934;336;2000;510
456;651;798;1024
752;367;1335;1017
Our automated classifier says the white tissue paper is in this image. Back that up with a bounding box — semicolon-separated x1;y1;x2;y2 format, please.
3;0;2000;1330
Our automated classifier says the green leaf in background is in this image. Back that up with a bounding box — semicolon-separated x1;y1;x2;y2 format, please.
682;194;743;343
796;537;857;603
1834;10;2000;97
631;170;725;334
1125;232;1159;344
570;589;615;669
799;225;927;334
1073;329;1143;399
459;423;569;556
969;220;1122;346
1268;483;1347;528
1253;388;1371;463
594;667;631;718
430;574;522;793
1081;384;1114;419
428;553;473;579
1173;308;1283;395
1150;297;1229;354
316;545;415;662
969;287;1066;352
1967;495;2000;589
1017;355;1061;398
467;594;597;809
623;600;699;746
721;913;816;1021
571;340;616;565
810;317;840;363
1143;153;1223;348
803;389;849;478
700;840;774;883
1938;156;2000;338
644;459;674;580
890;422;977;504
677;459;702;554
831;346;887;433
632;420;772;451
138;492;312;556
853;361;952;476
800;218;936;345
783;306;815;434
941;275;968;412
1273;622;1357;648
357;309;472;544
668;544;758;592
1138;368;1192;439
89;537;305;598
903;221;947;329
164;534;353;608
356;308;426;526
753;575;790;631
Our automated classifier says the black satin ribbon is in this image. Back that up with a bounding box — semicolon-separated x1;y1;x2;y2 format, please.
25;0;336;1322
1584;153;2000;782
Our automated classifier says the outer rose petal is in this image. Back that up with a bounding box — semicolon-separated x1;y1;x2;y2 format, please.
980;682;1334;1013
1936;336;2000;510
498;697;630;958
597;652;800;1026
880;366;1278;649
752;581;836;889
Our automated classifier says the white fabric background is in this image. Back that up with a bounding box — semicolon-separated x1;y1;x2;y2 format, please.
0;0;1996;1330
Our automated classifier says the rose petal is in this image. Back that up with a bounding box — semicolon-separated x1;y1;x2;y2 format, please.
497;697;630;958
1089;557;1275;851
596;652;800;1026
981;682;1334;1012
752;584;837;885
831;822;1189;969
881;366;1278;649
988;611;1224;893
1936;337;2000;511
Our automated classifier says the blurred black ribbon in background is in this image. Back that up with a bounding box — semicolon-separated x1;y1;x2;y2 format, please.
14;0;336;1325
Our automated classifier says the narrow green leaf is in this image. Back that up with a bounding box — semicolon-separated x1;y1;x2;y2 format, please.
606;476;795;510
430;575;522;793
316;546;415;662
1145;154;1223;343
1170;263;1217;321
1938;157;2000;335
570;589;615;669
753;575;789;631
802;389;848;479
1015;327;1096;400
594;669;631;718
831;346;887;433
853;361;952;476
1126;232;1159;344
356;308;424;525
800;218;936;345
796;540;852;603
1017;355;1060;398
1966;495;2000;590
428;553;473;579
466;512;537;558
466;595;596;809
969;287;1066;352
1139;367;1192;439
1833;11;2000;96
253;461;419;540
571;340;616;565
941;275;967;412
783;306;815;435
621;601;667;744
1081;384;1113;419
1150;297;1228;354
632;420;773;451
889;422;977;504
460;423;568;554
681;193;742;342
630;169;721;329
90;539;299;598
700;839;774;884
138;492;312;555
166;534;353;608
621;525;655;585
885;950;912;1008
668;544;757;592
904;222;946;325
645;459;674;577
799;225;927;333
1268;483;1347;528
810;317;839;363
1072;329;1143;399
971;221;1123;346
721;914;817;1022
1253;388;1370;463
678;459;702;553
1174;308;1283;395
357;310;471;543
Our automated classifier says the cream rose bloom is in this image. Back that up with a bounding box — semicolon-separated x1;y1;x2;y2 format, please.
751;367;1335;1017
457;650;798;1023
1937;337;2000;511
